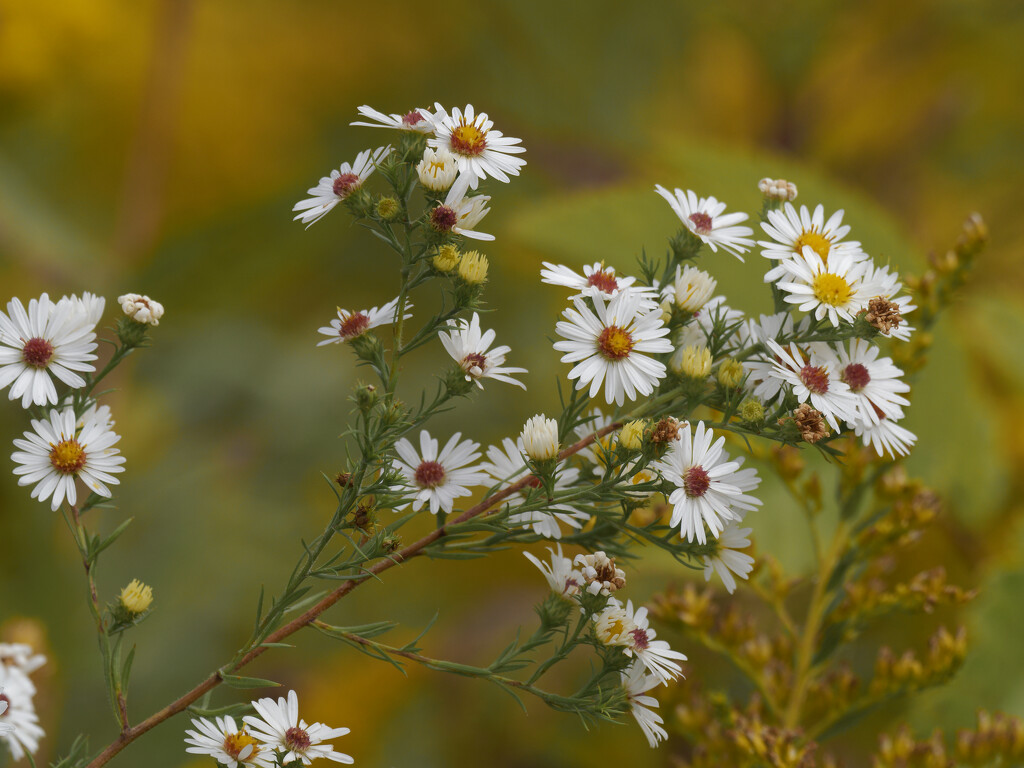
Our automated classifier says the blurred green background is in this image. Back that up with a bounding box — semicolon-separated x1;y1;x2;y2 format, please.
1;1;1024;765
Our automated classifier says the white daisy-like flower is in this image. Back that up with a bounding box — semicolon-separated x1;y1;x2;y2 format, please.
0;294;99;408
849;407;917;458
764;340;861;431
737;312;798;404
519;415;559;461
481;436;587;538
416;147;460;192
0;673;44;760
292;145;392;227
425;103;526;189
834;339;910;424
860;263;917;341
117;293;163;326
66;291;106;326
523;544;584;598
430;183;494;241
593;599;686;684
0;645;46;679
621;662;668;748
653;421;762;545
184;715;275;767
540;262;656;306
316;297;411;346
671;265;717;313
703;519;754;594
777;247;873;327
554;291;672;407
438;313;526;389
654;185;755;259
243;690;352;765
12;406;125;511
350;104;434;133
759;202;867;282
574;551;626;596
393;430;488;515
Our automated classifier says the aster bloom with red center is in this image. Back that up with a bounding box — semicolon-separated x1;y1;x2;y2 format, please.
480;437;588;539
437;312;527;389
0;669;44;760
834;338;910;424
593;599;686;685
292;145;392;227
393;430;488;515
316;297;411;347
425;103;526;189
765;339;862;432
540;262;657;306
432;183;494;241
654;185;755;259
184;715;275;768
621;661;668;748
11;406;125;512
554;291;672;407
0;294;99;409
759;201;868;282
777;247;873;327
243;690;352;766
524;544;585;599
653;421;762;545
703;519;755;594
349;104;434;133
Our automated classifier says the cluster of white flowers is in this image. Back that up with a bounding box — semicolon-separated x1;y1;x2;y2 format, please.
0;644;46;761
185;690;352;767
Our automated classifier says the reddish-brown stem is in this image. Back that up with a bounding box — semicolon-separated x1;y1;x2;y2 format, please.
85;422;620;767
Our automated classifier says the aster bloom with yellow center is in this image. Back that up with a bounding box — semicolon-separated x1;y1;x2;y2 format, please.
703;519;755;594
653;421;762;545
0;293;99;409
184;715;275;768
243;690;353;766
316;297;411;346
764;340;861;432
11;406;125;512
437;312;527;389
292;145;392;227
350;104;434;133
621;661;668;748
777;247;873;327
654;185;755;259
393;430;488;515
554;291;672;406
425;103;526;189
834;338;910;424
759;201;868;282
540;262;657;306
593;598;687;685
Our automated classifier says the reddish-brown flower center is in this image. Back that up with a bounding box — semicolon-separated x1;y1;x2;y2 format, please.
462;352;487;374
629;627;650;650
683;465;711;498
402;110;425;127
49;439;86;474
688;212;713;235
597;325;634;360
799;364;831;394
22;337;54;368
841;363;871;392
450;122;487;156
414;460;446;489
339;312;370;339
332;172;361;198
284;726;312;752
431;205;458;232
587;270;619;294
223;730;260;760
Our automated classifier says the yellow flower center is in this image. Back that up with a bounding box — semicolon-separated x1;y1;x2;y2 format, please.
450;123;487;156
223;730;261;761
794;230;832;261
49;439;86;474
597;325;634;360
812;273;852;307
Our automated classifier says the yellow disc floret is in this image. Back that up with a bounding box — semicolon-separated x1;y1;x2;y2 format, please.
119;579;154;614
49;439;86;474
812;273;853;307
794;230;832;261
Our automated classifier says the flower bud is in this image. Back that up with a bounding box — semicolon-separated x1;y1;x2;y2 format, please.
354;383;378;412
119;579;153;615
457;251;489;285
618;420;647;452
739;397;765;425
376;196;400;220
673;265;717;313
673;344;712;379
758;177;798;202
520;414;559;461
717;358;744;388
417;147;459;192
118;294;164;326
432;244;460;273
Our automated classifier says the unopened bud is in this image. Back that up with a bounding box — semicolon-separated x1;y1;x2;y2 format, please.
119;579;153;615
458;251;489;285
618;420;647;452
432;244;460;273
717;358;744;389
376;196;400;220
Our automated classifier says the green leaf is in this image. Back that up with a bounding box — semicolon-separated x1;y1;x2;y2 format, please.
220;673;280;689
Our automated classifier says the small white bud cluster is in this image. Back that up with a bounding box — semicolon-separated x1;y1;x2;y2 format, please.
758;177;798;202
118;293;164;326
520;414;559;461
574;551;626;595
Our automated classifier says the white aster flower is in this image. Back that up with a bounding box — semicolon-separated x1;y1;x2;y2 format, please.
834;339;910;424
849;407;917;458
117;293;163;326
481;437;587;538
66;291;106;326
860;263;917;341
0;673;44;761
350;104;434;133
243;690;353;765
416;147;460;192
593;599;686;684
574;551;626;596
703;520;754;594
438;312;526;389
393;430;488;515
737;312;799;404
654;185;754;259
425;103;526;189
520;415;559;461
292;145;392;227
554;291;672;406
316;297;411;346
184;715;274;767
777;247;873;327
430;183;494;241
540;262;656;306
0;645;46;679
759;202;867;282
12;406;125;511
764;340;861;431
653;421;762;545
621;662;668;748
0;294;99;408
523;544;584;598
671;265;717;313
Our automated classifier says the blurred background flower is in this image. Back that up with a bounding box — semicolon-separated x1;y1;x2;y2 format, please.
1;1;1022;765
